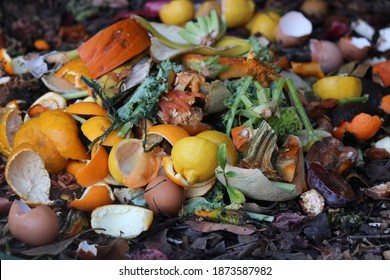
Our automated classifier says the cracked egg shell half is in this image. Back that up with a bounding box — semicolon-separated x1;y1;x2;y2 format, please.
274;11;313;48
91;205;153;239
8;200;60;246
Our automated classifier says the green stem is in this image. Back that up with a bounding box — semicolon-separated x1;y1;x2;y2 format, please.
271;181;296;193
286;78;320;144
225;76;253;136
338;94;369;104
61;90;90;100
65;49;80;61
245;211;274;222
272;77;285;103
71;114;86;124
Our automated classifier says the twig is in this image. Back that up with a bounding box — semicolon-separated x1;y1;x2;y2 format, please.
348;234;390;240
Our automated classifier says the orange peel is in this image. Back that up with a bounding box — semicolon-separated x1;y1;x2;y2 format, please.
70;183;115;212
81;115;124;146
146;124;189;147
5;143;53;206
65;101;107;117
73;144;109;188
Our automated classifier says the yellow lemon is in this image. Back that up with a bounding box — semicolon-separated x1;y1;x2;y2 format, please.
170;136;219;185
196;130;238;165
249;11;281;42
221;0;255;28
313;76;362;100
159;0;195;26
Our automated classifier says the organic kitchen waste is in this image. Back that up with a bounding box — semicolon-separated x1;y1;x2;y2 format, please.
0;0;390;260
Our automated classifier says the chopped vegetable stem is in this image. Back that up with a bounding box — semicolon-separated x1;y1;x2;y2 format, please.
225;76;253;135
286;78;320;144
61;90;89;100
338;94;368;104
245;211;274;222
271;181;296;193
272;77;285;103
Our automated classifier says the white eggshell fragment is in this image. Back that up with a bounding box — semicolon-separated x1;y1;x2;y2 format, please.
275;11;313;47
91;205;153;239
351;19;375;41
377;27;390;52
374;136;390;154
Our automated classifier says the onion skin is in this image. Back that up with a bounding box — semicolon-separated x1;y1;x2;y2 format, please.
8;200;60;246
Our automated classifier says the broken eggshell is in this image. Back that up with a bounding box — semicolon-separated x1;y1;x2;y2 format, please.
8;200;60;246
338;36;371;61
144;175;185;216
310;39;344;73
376;27;390;53
274;11;313;48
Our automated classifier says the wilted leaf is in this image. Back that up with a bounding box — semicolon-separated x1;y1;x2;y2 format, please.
21;236;77;256
97;238;129;260
272;212;306;231
188;220;256;235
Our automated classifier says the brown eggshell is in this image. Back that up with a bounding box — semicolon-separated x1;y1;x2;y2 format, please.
337;36;371;61
310;39;344;73
8;200;60;246
275;25;310;48
144;175;185;216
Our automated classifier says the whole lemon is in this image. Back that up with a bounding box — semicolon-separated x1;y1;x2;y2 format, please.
196;130;238;165
159;0;195;26
221;0;255;28
171;136;219;185
312;76;362;100
249;11;281;42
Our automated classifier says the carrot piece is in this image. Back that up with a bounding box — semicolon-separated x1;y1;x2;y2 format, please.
372;60;390;87
380;95;390;114
34;39;50;51
77;19;150;79
291;61;325;79
345;113;382;141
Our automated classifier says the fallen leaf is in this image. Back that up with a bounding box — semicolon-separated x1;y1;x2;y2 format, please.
188;220;257;235
272;212;306;231
21;236;77;256
96;238;129;260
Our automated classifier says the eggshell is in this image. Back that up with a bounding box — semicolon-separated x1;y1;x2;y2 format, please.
338;36;371;61
275;11;312;48
144;175;185;216
310;39;344;73
8;200;59;246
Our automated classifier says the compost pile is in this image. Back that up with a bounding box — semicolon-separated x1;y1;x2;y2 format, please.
0;0;390;260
